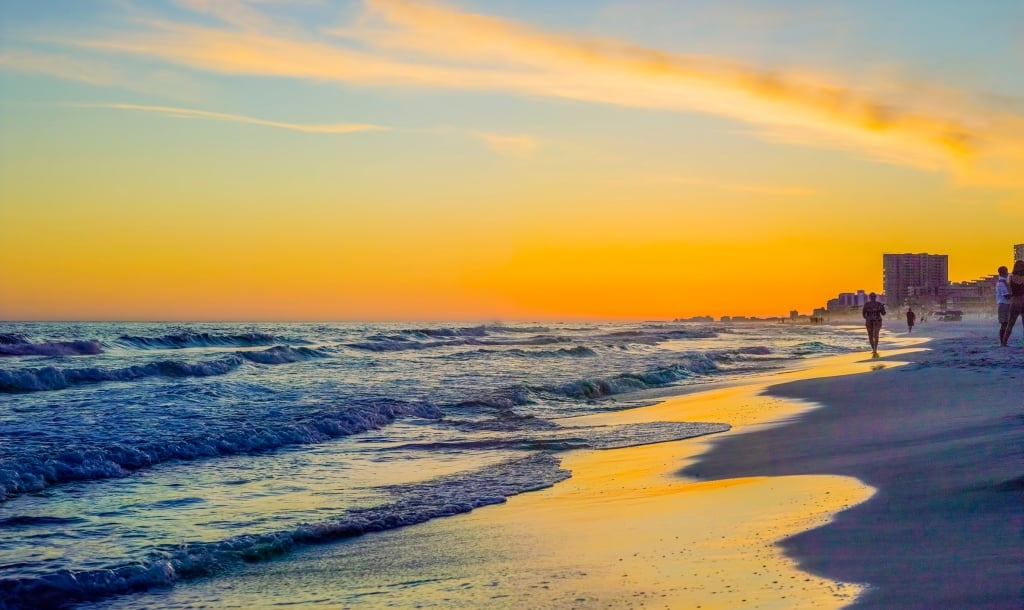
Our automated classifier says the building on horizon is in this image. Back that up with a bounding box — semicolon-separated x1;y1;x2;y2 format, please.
832;290;874;307
1014;243;1024;263
944;274;998;312
883;253;948;308
824;289;884;319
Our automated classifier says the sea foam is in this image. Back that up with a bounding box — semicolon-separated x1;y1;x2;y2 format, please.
0;346;329;393
0;399;441;502
0;453;569;609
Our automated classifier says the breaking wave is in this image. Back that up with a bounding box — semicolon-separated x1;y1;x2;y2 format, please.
0;417;730;609
0;339;102;357
237;345;330;364
401;326;488;338
0;346;329;393
349;335;570;352
0;454;568;609
0;357;243;393
595;327;719;344
116;332;280;349
482;324;551;333
453;346;597;359
0;399;440;502
449;347;772;412
552;360;717;400
790;341;848;355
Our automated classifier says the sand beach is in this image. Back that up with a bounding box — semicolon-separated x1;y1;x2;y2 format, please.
689;322;1023;608
104;319;1021;609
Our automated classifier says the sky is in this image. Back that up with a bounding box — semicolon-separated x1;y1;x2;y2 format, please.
1;0;1023;321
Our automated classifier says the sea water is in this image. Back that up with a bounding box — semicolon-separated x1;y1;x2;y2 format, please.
0;321;866;608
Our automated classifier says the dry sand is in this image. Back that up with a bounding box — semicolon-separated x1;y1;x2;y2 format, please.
108;321;1022;609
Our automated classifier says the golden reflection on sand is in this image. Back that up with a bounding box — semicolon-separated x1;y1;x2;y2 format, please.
448;349;925;608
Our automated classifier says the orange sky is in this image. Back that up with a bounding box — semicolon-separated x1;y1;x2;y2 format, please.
2;0;1023;320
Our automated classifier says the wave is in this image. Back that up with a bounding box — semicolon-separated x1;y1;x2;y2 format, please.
116;332;279;349
0;454;568;610
0;399;440;503
481;324;551;334
789;341;850;355
519;345;597;357
349;334;570;352
553;367;703;400
449;348;771;413
349;337;480;352
454;346;597;359
595;328;719;344
402;326;488;339
0;346;329;393
454;386;537;410
403;421;730;451
0;340;102;357
237;345;329;364
545;347;776;399
708;345;775;363
0;333;29;345
548;355;724;400
0;356;243;393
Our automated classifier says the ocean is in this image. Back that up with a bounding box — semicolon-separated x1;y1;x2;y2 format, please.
0;321;867;609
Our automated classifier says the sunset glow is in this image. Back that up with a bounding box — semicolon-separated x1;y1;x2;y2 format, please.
2;0;1022;320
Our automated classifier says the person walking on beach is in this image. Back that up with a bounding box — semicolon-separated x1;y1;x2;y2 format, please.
905;307;916;333
862;292;886;357
1000;260;1024;346
996;265;1011;345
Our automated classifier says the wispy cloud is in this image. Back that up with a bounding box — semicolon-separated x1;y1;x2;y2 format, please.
341;0;1023;186
172;0;280;32
23;0;1024;186
66;102;390;134
0;49;205;101
0;50;123;87
474;132;539;157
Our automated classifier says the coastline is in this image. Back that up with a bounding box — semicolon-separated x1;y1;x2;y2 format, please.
99;327;969;609
684;320;1024;608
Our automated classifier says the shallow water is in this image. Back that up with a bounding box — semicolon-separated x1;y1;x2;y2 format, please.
0;321;867;608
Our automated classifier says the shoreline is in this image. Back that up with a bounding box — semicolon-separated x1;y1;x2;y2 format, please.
108;330;951;608
683;321;1023;608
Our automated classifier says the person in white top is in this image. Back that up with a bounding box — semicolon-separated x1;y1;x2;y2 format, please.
1001;260;1024;346
996;265;1011;346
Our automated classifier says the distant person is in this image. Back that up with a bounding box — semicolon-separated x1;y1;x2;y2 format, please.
996;265;1011;346
905;308;916;333
1000;260;1024;346
862;292;886;357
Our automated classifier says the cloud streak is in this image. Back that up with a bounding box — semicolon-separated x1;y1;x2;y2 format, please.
23;0;1024;186
67;102;389;134
0;50;124;87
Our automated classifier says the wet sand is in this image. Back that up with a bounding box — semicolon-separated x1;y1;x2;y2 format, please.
109;343;934;609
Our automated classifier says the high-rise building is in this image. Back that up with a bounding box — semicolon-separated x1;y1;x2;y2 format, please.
883;253;949;307
1014;243;1024;262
